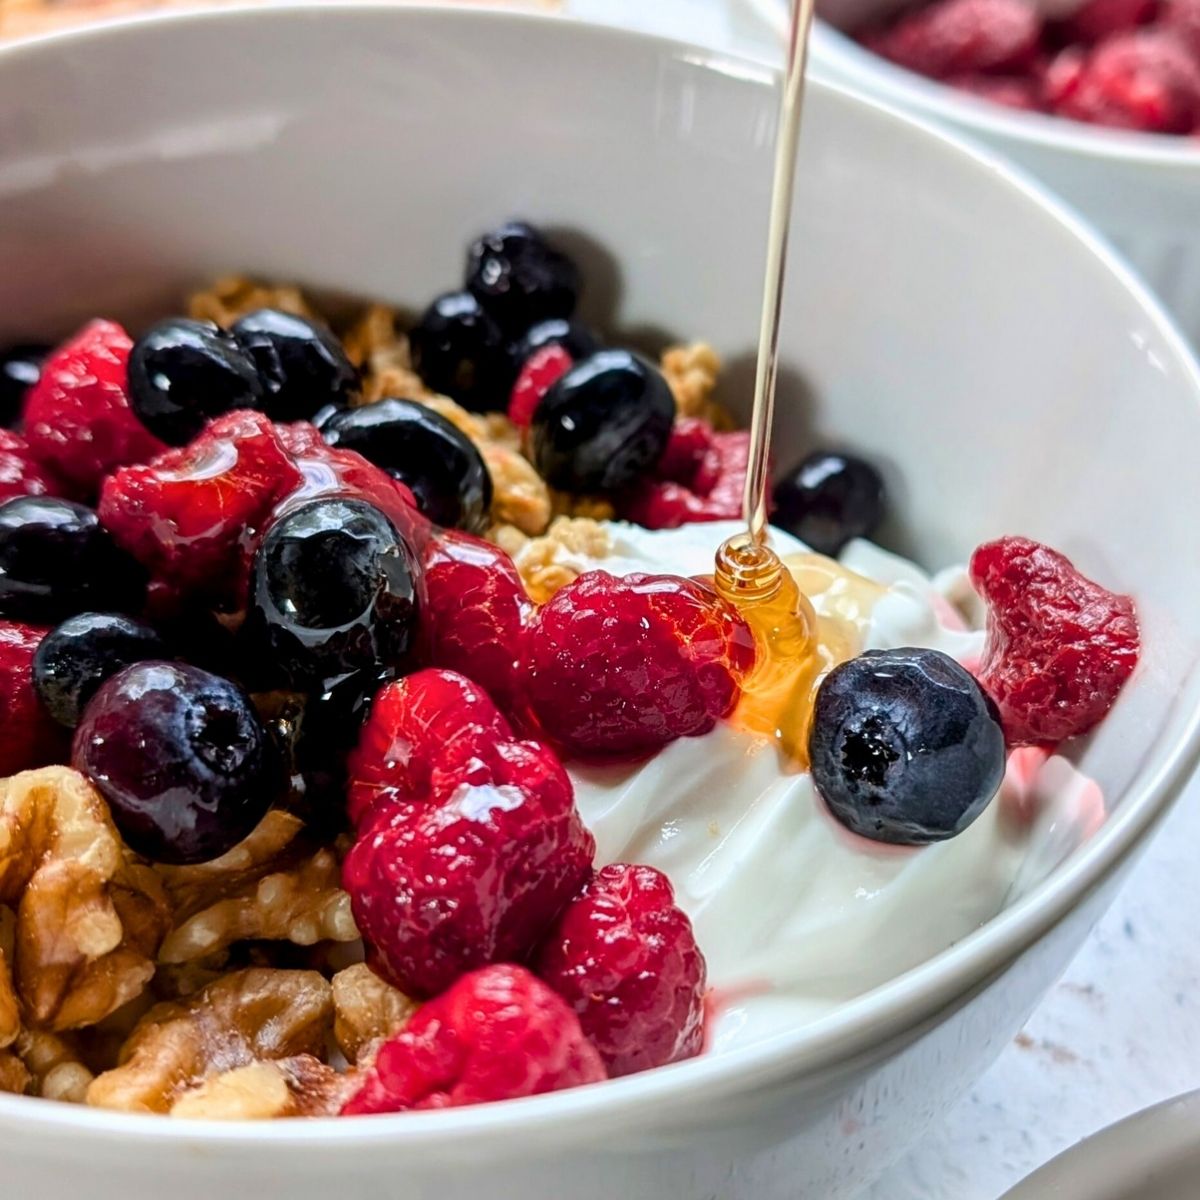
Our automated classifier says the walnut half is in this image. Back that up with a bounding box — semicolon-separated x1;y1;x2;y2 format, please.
331;964;417;1064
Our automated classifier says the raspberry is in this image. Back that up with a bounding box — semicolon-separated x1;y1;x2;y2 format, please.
0;430;65;503
536;863;706;1077
343;707;595;995
341;965;606;1114
0;621;67;775
508;344;573;429
521;571;756;760
1060;0;1158;42
1053;31;1200;132
98;410;302;598
22;320;166;496
970;536;1140;745
1163;0;1200;54
948;73;1044;108
346;668;512;827
621;424;751;530
1043;46;1088;107
860;0;1042;78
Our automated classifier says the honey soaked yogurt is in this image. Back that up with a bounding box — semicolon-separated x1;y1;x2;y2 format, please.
565;521;1101;1051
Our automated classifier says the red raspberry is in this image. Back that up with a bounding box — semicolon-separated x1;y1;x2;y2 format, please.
22;321;166;496
536;863;706;1077
970;536;1140;746
1163;0;1200;54
346;668;512;827
0;622;67;775
1060;0;1158;42
341;964;606;1114
947;73;1044;108
0;430;66;503
860;0;1042;79
419;530;532;718
508;344;573;428
343;718;595;996
621;423;751;530
1053;31;1200;131
1043;46;1088;107
98;410;302;598
521;571;756;760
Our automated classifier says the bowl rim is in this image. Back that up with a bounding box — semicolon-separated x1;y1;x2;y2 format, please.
1;0;1199;1151
743;0;1200;166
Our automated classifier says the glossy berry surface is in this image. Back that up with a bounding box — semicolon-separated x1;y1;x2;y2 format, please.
22;320;167;495
970;536;1140;745
72;661;277;864
529;350;675;494
0;430;65;504
232;308;359;422
317;398;492;532
0;496;146;622
536;863;706;1077
245;497;419;689
773;451;885;557
0;343;50;428
343;669;594;996
809;647;1006;845
509;317;600;372
465;222;581;333
341;964;606;1115
33;612;168;728
521;571;756;761
128;318;264;445
507;344;574;429
0;621;66;775
99;409;303;598
419;530;531;718
408;291;511;413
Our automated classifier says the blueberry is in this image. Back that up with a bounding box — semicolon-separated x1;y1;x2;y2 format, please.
128;317;264;445
809;647;1006;845
409;290;511;412
529;349;674;493
317;398;492;532
509;318;601;373
245;497;420;689
33;612;168;727
72;661;278;864
466;222;580;333
773;452;885;557
0;496;147;622
0;342;50;428
231;309;359;422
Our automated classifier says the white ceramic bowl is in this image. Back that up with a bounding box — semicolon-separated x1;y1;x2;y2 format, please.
1;8;1200;1199
745;0;1200;342
1002;1090;1200;1199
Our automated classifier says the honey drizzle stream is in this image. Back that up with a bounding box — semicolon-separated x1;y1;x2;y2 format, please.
712;0;830;766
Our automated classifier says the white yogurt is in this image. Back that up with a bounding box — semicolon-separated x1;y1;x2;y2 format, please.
565;521;1100;1052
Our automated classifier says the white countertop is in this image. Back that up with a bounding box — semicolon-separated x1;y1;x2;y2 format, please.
564;2;1200;1194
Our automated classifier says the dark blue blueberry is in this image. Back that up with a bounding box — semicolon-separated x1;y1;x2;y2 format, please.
529;349;674;493
317;398;492;532
466;221;580;333
409;290;512;412
72;661;278;864
809;648;1006;845
231;308;359;422
33;612;169;727
128;317;264;445
0;496;146;622
773;451;885;557
508;318;600;373
0;343;51;428
245;497;420;689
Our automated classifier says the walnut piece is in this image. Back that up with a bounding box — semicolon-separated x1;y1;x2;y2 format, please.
170;1055;349;1119
0;946;18;1048
87;968;333;1114
513;517;614;603
331;964;417;1064
0;768;170;1031
0;1050;28;1095
660;342;732;429
14;1028;93;1102
187;276;315;327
